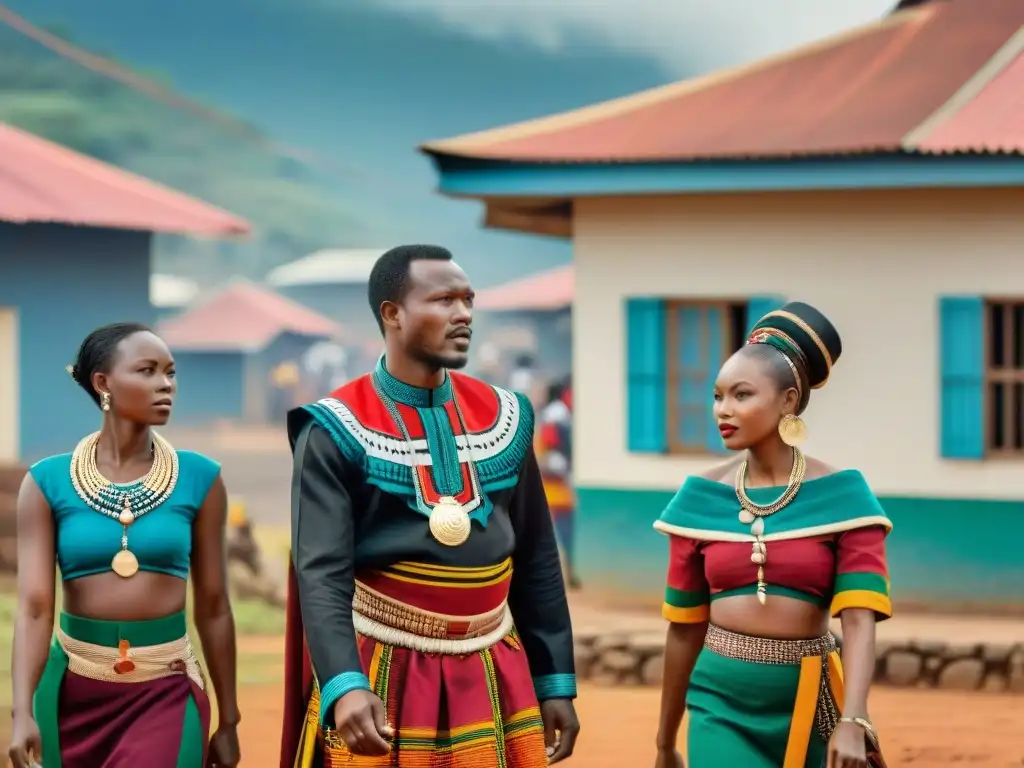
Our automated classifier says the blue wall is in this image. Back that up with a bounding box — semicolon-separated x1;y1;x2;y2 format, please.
171;352;245;424
0;224;154;462
170;333;329;425
575;486;1024;612
276;283;378;339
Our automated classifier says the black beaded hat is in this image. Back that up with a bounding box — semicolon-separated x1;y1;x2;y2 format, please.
746;302;841;390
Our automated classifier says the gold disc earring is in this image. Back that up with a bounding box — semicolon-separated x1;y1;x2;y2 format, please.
778;414;806;446
101;392;111;412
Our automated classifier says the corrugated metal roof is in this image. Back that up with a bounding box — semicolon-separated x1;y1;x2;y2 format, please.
158;279;341;352
912;27;1024;154
422;0;1024;164
474;265;573;311
264;248;385;287
0;122;250;235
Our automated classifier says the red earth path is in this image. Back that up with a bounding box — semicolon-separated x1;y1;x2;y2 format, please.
238;679;1024;767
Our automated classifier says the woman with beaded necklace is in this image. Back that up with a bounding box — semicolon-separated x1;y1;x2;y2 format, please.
8;323;241;768
652;303;891;768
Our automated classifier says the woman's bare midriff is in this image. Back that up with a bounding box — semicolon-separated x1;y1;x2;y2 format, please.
62;571;188;621
710;593;831;640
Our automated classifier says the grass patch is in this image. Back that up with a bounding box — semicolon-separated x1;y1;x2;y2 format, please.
231;598;287;636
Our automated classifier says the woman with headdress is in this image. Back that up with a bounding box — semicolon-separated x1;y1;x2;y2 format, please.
652;303;890;768
7;323;241;768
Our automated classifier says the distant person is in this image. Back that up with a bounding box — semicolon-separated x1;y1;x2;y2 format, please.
270;360;301;423
280;245;579;767
538;379;581;589
8;323;240;768
508;352;535;397
301;341;349;393
653;303;889;768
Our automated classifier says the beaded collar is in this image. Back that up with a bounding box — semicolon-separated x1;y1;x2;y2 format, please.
374;356;453;408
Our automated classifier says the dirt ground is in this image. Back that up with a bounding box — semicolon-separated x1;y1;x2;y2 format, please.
238;679;1024;767
158;428;1024;766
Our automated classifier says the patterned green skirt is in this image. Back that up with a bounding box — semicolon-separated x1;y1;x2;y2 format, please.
686;625;843;768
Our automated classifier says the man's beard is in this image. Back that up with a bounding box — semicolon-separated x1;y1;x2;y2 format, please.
415;348;469;371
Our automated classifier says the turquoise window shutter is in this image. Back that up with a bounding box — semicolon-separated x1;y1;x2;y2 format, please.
673;306;703;449
747;295;787;334
626;298;667;453
939;296;985;459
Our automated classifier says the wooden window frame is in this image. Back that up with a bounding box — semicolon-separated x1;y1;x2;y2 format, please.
664;299;745;455
983;298;1024;457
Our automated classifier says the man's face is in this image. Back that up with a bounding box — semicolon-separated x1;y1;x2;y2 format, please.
393;259;474;370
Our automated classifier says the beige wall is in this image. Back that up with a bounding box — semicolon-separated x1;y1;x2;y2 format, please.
0;308;18;463
573;188;1024;499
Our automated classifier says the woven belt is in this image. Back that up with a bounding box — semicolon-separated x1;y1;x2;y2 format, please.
704;624;841;747
703;624;836;664
56;630;205;690
353;581;507;640
352;581;513;654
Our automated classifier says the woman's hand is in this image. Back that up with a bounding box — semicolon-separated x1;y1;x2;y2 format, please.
827;720;868;768
207;724;241;767
8;714;42;768
654;746;684;768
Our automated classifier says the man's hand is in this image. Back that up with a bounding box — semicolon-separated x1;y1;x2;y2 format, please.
540;699;580;763
332;690;393;756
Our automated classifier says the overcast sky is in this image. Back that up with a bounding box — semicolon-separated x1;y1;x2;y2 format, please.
365;0;899;75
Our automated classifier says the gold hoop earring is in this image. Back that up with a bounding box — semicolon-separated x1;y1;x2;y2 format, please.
101;392;111;412
778;414;806;446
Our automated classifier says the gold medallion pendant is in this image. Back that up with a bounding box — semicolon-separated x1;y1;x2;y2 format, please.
69;431;179;579
428;496;472;547
111;549;140;578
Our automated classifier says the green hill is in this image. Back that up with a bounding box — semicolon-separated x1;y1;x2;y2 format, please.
0;27;383;282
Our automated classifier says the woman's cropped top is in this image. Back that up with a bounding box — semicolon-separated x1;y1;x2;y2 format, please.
654;470;893;624
29;450;221;582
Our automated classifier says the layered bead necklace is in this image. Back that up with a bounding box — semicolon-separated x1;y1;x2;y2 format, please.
734;447;806;605
69;431;179;578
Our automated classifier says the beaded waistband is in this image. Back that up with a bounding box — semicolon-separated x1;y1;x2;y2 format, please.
703;624;836;665
353;581;508;641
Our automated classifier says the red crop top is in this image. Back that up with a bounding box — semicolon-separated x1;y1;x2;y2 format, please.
662;526;891;624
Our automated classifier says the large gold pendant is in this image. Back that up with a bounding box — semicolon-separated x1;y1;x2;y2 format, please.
428;496;471;547
112;549;140;578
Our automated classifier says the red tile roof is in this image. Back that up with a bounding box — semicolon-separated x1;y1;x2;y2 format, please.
158;280;342;352
474;265;573;311
0;122;250;235
422;0;1024;164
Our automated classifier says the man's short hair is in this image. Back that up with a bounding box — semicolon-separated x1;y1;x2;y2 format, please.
367;245;453;334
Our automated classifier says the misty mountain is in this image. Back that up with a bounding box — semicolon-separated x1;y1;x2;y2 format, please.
5;0;674;285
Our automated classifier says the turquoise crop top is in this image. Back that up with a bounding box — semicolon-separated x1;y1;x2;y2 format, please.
29;450;221;582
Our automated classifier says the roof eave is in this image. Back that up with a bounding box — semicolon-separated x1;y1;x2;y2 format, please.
481;202;572;240
1;214;252;238
431;151;1024;204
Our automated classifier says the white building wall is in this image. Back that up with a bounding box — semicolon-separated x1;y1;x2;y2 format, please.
572;188;1024;500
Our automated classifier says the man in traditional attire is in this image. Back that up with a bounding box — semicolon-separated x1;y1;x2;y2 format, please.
279;245;580;767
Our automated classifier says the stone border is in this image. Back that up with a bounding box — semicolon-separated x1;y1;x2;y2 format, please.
574;630;1024;693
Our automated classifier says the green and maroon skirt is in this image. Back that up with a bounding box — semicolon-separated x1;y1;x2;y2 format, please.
34;611;210;768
